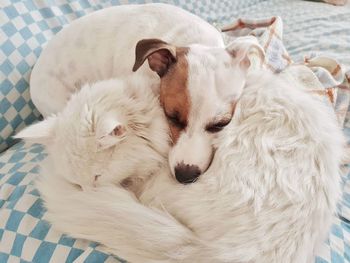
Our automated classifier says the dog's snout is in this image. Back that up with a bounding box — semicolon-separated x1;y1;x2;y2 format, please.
175;164;201;184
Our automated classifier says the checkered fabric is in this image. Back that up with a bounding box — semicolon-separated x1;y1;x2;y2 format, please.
0;142;125;263
1;0;350;262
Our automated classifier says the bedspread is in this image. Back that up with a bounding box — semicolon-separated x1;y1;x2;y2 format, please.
1;1;350;262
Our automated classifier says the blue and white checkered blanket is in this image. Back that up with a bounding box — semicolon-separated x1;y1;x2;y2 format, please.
1;0;350;262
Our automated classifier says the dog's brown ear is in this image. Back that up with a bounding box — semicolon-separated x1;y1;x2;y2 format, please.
132;39;177;77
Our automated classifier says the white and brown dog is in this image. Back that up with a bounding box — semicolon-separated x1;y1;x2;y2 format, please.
30;3;262;183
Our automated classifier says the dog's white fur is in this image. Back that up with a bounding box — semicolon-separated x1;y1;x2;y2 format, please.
17;68;344;262
30;3;223;117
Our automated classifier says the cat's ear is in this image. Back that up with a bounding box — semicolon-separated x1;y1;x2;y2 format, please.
96;115;126;150
14;116;56;145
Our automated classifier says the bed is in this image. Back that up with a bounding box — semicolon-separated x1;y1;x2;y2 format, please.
1;0;350;262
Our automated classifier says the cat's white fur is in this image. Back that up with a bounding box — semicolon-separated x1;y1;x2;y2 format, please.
16;70;344;263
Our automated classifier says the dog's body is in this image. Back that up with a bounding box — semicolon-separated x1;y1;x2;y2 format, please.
30;3;266;182
17;69;344;263
30;3;223;117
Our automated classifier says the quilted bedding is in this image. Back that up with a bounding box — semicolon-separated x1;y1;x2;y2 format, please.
1;0;350;262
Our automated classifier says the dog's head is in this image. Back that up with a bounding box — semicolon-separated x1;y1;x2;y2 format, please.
15;79;169;190
133;37;264;184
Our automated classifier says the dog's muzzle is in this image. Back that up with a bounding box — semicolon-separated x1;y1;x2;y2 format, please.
174;163;201;184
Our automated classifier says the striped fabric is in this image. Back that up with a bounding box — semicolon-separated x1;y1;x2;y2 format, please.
1;0;350;262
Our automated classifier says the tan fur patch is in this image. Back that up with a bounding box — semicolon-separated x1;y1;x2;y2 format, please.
160;48;190;144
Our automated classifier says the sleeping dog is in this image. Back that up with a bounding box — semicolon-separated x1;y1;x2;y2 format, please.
17;62;344;262
30;3;262;183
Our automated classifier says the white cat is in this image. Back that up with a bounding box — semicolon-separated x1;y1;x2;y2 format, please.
16;70;345;263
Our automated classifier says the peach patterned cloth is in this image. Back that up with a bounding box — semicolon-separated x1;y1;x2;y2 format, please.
221;16;350;127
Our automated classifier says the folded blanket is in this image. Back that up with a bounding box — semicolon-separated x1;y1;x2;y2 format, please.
222;16;350;127
307;0;349;6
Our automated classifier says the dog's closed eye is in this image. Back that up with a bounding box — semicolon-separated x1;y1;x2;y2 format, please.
205;118;231;133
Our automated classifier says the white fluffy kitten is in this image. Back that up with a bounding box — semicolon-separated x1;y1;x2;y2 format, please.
17;77;170;191
16;70;345;263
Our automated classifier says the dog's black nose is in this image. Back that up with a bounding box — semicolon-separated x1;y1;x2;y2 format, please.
174;164;201;184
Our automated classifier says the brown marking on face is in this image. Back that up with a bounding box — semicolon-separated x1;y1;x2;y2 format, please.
160;48;190;144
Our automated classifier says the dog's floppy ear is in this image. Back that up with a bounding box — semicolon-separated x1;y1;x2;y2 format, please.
96;115;126;151
226;36;265;71
13;116;56;145
132;38;177;77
